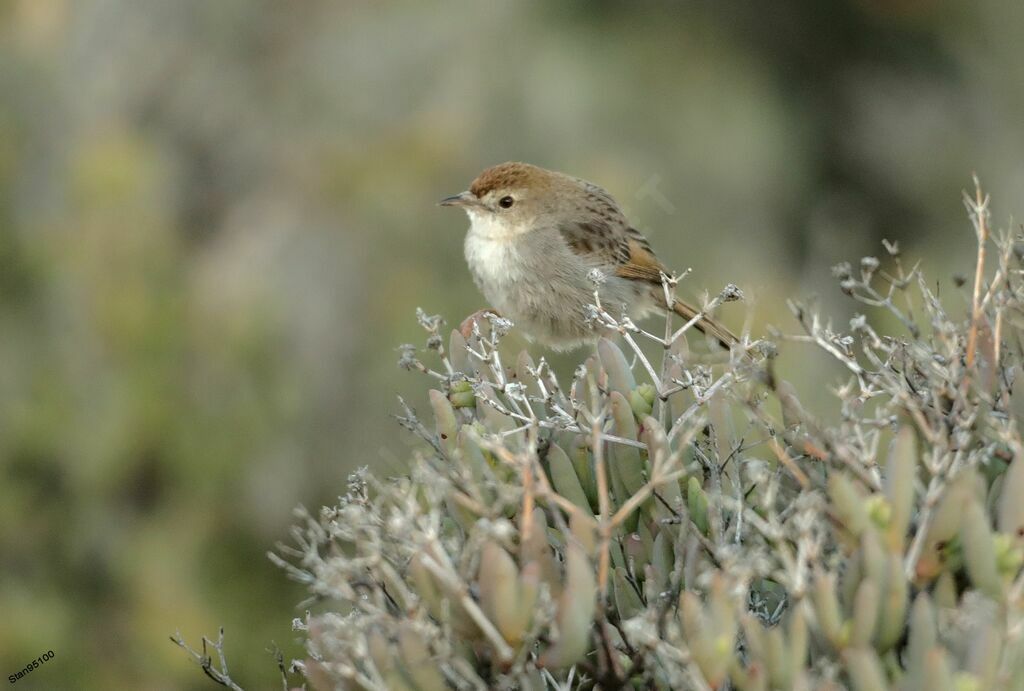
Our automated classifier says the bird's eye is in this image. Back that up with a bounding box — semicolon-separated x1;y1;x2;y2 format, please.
498;196;514;209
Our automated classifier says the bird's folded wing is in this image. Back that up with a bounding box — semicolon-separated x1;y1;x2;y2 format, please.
558;219;738;347
557;217;663;277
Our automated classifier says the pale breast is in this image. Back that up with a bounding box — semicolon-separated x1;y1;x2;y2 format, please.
463;231;526;314
461;216;654;348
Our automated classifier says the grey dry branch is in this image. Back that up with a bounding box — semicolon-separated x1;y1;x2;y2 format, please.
171;628;245;691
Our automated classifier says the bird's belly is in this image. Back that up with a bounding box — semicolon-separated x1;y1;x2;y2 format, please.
464;234;577;338
463;232;651;349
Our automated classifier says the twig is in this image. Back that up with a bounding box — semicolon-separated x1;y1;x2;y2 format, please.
171;628;246;691
593;403;613;599
965;176;990;370
767;437;811;490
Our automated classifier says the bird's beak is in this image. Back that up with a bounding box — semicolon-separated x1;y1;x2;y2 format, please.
438;191;477;208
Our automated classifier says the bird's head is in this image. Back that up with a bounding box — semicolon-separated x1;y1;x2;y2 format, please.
440;162;567;235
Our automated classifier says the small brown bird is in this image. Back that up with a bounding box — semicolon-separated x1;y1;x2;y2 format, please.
440;162;737;351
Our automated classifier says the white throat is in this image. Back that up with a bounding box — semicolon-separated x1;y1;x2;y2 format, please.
463;207;536;312
466;209;527;241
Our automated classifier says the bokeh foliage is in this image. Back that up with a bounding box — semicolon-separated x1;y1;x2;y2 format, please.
2;0;1024;688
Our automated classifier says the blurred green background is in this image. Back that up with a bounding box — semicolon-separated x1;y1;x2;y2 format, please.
0;0;1021;688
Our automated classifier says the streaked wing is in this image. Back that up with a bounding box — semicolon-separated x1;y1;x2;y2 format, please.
613;231;666;284
558;218;632;267
558;180;738;347
557;219;667;285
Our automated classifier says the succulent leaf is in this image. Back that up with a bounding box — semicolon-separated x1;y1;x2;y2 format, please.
540;543;596;669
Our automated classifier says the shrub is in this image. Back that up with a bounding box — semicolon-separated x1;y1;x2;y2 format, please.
179;182;1024;689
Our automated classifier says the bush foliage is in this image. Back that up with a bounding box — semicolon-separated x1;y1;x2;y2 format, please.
183;184;1024;689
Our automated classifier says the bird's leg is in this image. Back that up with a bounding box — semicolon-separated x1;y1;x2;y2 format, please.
459;308;503;340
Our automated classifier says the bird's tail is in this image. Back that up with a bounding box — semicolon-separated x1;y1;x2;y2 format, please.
669;297;738;350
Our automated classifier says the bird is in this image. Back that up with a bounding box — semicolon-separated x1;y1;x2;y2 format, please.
439;162;737;351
